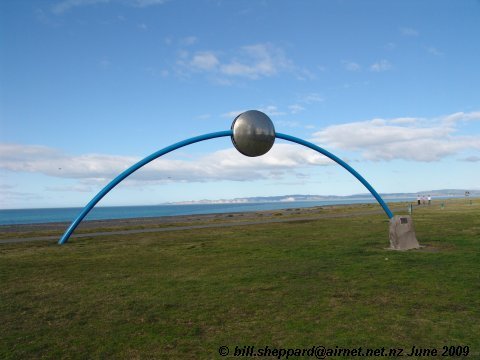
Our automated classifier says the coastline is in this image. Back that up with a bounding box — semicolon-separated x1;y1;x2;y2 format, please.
0;200;420;241
0;201;388;232
2;195;473;227
0;196;433;227
1;197;474;242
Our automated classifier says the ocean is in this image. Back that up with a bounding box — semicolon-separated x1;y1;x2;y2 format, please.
0;198;419;226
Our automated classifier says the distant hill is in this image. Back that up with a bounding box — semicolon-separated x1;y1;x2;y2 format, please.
168;189;479;205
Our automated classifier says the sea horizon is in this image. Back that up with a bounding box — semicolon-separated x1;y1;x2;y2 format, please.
0;196;466;226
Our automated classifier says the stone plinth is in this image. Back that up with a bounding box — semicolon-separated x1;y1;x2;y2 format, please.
389;215;420;250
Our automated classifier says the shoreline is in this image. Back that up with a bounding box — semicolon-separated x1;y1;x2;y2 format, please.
0;202;398;244
0;198;394;227
0;201;396;234
0;199;449;235
0;198;475;244
2;195;470;229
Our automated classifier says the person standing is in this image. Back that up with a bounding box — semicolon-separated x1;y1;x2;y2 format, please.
428;195;431;205
417;195;421;205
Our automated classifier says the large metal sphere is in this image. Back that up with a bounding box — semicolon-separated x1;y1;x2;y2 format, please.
231;110;276;157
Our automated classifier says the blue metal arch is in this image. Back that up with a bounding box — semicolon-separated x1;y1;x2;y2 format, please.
58;131;232;244
58;131;393;244
276;133;394;219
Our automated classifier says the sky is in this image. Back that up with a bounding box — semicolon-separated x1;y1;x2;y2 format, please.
1;0;479;209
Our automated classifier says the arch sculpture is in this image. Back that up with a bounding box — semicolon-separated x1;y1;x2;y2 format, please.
59;110;395;245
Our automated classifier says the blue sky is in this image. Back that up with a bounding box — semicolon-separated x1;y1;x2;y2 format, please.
1;0;479;209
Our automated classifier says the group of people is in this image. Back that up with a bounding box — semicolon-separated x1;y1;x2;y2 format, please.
417;195;431;205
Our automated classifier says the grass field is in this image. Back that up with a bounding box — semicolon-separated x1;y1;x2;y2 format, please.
1;199;479;359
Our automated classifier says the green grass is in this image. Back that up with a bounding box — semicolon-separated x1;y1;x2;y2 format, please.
1;200;479;359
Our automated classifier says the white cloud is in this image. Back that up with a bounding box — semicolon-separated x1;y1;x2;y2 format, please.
219;43;292;79
0;143;332;185
276;120;301;128
342;60;361;71
462;156;480;162
443;111;480;124
288;104;305;114
427;46;443;56
132;0;167;8
51;0;167;14
180;36;197;46
0;185;13;190
177;43;295;81
145;67;169;77
45;184;96;193
177;49;189;60
389;117;418;125
52;0;109;14
222;110;247;118
0;189;43;206
400;27;419;36
312;111;480;162
370;59;392;72
300;93;324;104
0;144;133;180
220;62;257;77
222;106;285;119
259;105;285;116
294;67;316;81
190;52;219;71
